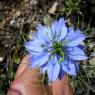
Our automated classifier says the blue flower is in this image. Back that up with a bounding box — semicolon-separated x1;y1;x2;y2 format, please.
25;18;87;82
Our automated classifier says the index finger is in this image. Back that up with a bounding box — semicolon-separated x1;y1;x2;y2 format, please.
61;75;74;95
51;75;74;95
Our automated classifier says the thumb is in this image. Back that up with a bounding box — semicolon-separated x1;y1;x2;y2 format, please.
7;55;45;95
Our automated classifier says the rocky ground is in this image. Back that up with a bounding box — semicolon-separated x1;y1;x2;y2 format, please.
0;0;95;95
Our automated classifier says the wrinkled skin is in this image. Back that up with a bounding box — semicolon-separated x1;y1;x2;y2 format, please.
7;55;74;95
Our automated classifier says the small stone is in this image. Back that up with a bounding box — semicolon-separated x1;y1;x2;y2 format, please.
0;57;3;62
30;0;38;6
4;44;9;48
88;42;95;49
24;0;29;2
25;3;30;9
89;57;95;65
16;10;21;17
10;20;19;28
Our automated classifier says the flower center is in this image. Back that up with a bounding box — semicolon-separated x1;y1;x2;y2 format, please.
52;41;63;55
52;41;64;63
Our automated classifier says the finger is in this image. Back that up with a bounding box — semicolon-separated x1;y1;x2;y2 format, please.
10;67;43;95
7;55;29;95
8;69;43;95
7;55;45;95
61;75;74;95
15;55;29;78
7;89;21;95
51;75;74;95
51;79;64;95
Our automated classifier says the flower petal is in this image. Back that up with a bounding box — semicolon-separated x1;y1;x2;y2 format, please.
25;40;44;53
47;58;60;82
51;18;65;40
67;37;85;47
59;25;67;41
67;47;87;60
67;27;74;35
68;47;86;55
29;52;50;68
58;68;64;79
51;20;58;35
52;58;60;81
37;24;51;43
40;64;47;73
62;60;77;75
69;54;87;60
47;60;54;82
39;26;52;41
66;30;86;46
56;18;65;33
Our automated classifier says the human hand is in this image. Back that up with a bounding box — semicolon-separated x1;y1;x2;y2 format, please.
7;55;74;95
